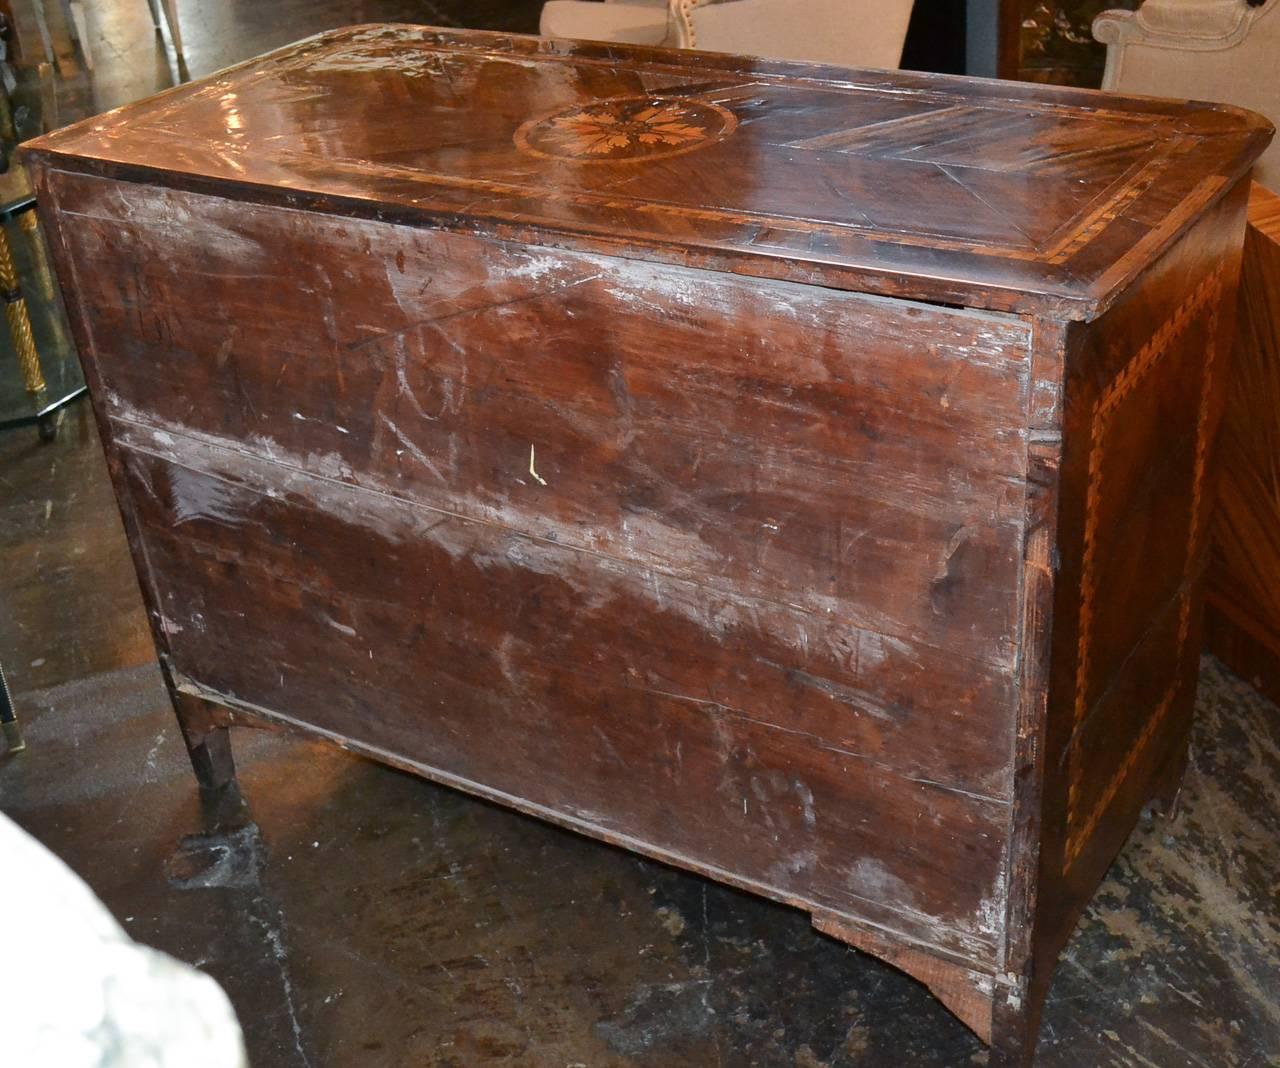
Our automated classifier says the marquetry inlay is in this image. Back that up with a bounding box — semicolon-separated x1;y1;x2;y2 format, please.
1064;269;1224;867
515;97;737;163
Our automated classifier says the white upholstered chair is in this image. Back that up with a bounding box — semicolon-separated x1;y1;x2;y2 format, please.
1094;0;1280;188
540;0;674;47
540;0;916;71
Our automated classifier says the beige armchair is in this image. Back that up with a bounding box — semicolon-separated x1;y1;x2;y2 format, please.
540;0;915;71
1094;0;1280;187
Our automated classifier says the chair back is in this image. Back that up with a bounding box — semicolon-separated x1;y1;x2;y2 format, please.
670;0;914;71
1095;0;1280;188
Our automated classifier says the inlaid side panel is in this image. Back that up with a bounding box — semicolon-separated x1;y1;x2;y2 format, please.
1063;267;1224;864
1034;181;1251;983
40;168;1038;966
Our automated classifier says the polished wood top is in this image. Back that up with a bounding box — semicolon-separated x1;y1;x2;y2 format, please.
23;24;1271;318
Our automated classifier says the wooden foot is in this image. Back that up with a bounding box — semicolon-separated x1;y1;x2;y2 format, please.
987;984;1040;1068
1148;736;1192;821
172;690;237;792
812;910;997;1042
989;1041;1036;1068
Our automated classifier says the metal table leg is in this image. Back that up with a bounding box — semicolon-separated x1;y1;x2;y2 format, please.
0;214;46;392
0;660;24;753
0;197;85;440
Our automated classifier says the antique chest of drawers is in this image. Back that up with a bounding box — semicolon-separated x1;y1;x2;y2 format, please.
23;26;1270;1064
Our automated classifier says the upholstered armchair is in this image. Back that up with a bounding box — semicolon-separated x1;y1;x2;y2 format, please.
1094;0;1279;187
540;0;674;47
540;0;915;71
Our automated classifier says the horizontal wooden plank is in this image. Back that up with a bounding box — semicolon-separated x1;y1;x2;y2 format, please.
55;170;1032;667
117;418;1018;800
115;429;1012;961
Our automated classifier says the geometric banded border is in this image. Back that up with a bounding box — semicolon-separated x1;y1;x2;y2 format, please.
1064;268;1223;868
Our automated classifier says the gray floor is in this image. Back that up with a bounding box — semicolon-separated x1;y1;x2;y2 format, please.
1;2;1279;1065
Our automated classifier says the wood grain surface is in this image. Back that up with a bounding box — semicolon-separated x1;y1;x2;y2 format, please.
24;24;1271;1068
1205;183;1280;706
21;24;1272;320
1026;188;1251;1048
42;165;1036;964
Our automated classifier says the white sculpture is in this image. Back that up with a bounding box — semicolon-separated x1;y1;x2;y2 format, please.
0;813;247;1068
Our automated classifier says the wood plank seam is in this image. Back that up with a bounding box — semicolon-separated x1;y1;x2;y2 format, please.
116;430;1017;806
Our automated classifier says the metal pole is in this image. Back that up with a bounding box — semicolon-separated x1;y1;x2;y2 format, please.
0;661;24;753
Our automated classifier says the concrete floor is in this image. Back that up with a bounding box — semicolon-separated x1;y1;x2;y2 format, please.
2;3;1279;1066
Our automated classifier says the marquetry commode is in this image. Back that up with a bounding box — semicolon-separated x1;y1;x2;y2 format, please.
22;26;1270;1064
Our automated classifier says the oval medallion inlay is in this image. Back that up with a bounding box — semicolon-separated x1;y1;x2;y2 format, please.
515;96;737;162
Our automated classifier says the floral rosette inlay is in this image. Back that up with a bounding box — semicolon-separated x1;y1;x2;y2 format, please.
515;97;737;162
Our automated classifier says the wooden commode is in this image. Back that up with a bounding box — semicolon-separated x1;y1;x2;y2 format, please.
21;26;1271;1064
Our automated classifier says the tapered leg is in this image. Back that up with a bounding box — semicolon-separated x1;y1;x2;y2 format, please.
160;0;184;57
171;689;236;792
67;2;92;70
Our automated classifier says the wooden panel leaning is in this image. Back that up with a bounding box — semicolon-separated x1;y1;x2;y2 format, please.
21;26;1271;1064
1204;183;1280;705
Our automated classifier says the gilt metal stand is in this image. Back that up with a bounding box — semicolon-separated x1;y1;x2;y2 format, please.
0;192;84;440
